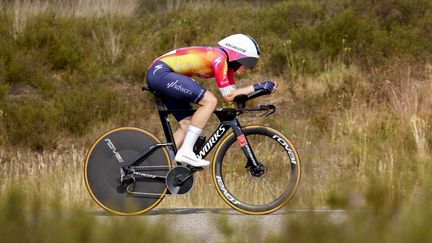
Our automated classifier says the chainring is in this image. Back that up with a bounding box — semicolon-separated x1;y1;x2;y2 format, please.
166;167;194;195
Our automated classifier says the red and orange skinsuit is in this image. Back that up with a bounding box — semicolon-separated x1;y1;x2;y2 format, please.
150;46;237;96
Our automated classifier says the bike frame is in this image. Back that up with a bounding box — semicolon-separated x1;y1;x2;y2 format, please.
159;106;258;165
122;88;274;173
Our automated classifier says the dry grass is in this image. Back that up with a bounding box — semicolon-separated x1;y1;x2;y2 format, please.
0;146;88;208
1;0;136;35
91;21;122;65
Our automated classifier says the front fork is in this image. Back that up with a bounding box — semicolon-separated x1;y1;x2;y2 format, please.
225;120;264;175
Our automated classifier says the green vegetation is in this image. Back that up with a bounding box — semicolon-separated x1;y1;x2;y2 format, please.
0;0;430;230
0;184;430;242
0;0;431;150
0;187;180;243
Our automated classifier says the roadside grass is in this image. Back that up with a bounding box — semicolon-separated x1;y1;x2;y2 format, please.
0;186;184;243
219;188;432;243
0;175;430;243
0;147;88;208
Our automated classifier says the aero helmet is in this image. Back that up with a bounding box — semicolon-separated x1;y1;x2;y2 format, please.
218;34;260;70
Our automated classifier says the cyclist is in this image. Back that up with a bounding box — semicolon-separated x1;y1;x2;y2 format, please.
146;34;277;167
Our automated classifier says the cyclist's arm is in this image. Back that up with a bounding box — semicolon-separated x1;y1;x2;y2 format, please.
221;68;255;101
213;57;237;97
223;85;254;101
212;55;255;101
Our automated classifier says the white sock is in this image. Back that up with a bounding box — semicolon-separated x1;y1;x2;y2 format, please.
180;125;202;153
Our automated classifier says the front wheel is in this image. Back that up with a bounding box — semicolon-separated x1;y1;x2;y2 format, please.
212;126;301;214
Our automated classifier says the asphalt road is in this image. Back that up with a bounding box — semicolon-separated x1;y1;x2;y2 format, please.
92;208;351;242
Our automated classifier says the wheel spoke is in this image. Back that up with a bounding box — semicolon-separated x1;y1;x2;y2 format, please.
214;127;301;214
263;179;278;201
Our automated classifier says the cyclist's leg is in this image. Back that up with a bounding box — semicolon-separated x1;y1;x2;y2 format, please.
168;92;217;150
174;117;191;148
191;91;218;128
147;61;208;113
147;61;217;125
146;62;215;166
175;91;217;166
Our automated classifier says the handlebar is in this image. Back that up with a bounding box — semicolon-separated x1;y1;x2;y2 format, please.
242;104;276;117
233;89;271;109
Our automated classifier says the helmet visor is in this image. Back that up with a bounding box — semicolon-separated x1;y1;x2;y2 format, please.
237;57;258;69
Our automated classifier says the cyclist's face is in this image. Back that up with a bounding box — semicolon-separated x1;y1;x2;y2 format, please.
236;65;247;75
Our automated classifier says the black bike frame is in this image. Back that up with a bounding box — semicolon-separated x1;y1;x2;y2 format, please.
156;102;261;168
123;89;267;172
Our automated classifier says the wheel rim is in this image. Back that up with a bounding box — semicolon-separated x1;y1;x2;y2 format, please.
213;127;301;214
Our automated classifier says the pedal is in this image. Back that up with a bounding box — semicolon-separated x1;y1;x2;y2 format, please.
166;167;194;195
187;165;204;172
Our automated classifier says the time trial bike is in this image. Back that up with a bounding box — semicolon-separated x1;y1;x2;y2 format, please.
84;86;301;215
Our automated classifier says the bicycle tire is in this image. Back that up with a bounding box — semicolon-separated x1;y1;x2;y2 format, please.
84;127;171;215
212;126;301;214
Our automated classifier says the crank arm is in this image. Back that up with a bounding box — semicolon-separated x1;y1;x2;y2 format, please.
175;166;203;185
174;173;194;186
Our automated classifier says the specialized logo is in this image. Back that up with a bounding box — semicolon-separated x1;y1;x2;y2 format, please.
166;80;193;95
216;176;239;205
272;135;297;164
153;64;163;76
244;144;258;165
197;126;226;159
214;56;222;69
225;43;246;53
105;138;124;163
133;171;157;179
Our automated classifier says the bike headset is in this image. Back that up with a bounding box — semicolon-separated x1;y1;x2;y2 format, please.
218;34;260;71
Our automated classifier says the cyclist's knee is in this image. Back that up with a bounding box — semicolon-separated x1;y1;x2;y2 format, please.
200;91;217;109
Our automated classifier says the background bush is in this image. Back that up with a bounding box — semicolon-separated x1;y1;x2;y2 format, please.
0;0;431;151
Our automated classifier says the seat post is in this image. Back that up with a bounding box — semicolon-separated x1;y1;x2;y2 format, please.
142;86;177;153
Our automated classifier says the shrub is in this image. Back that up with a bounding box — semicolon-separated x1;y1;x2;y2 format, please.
54;82;133;135
20;14;87;71
0;0;432;150
3;97;60;150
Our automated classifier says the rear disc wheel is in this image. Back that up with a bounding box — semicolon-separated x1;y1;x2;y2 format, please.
84;127;171;215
